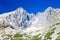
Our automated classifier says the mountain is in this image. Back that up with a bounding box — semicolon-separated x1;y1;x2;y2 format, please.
23;7;60;40
0;7;35;30
0;7;60;40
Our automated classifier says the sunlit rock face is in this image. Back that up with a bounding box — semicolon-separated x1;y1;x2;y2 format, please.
0;7;60;40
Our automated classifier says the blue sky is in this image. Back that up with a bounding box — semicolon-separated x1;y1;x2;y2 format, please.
0;0;60;14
